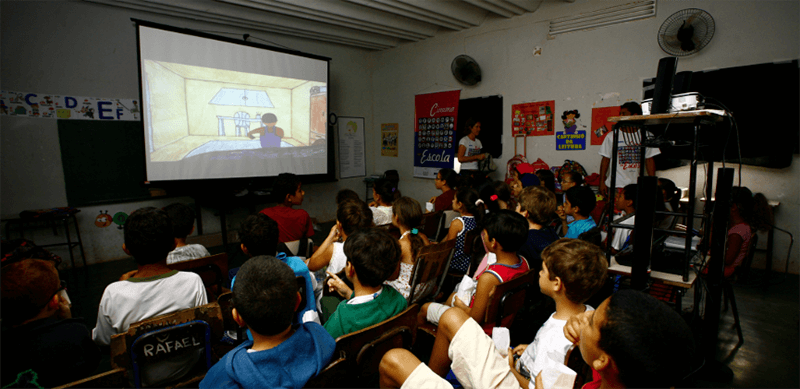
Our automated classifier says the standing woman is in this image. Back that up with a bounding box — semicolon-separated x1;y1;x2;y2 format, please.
457;118;486;183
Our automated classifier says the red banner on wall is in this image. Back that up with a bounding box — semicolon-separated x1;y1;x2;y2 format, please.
591;106;621;145
414;90;460;179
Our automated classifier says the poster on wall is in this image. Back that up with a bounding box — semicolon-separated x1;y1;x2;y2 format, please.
337;116;366;178
414;90;460;178
511;100;555;137
556;109;587;151
590;106;622;145
0;90;140;121
381;123;398;157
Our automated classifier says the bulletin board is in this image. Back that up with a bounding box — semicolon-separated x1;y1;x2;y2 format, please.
58;120;152;206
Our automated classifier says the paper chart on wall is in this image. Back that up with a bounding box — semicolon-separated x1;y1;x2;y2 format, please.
381;123;398;157
511;101;555;137
337;117;366;178
0;90;140;121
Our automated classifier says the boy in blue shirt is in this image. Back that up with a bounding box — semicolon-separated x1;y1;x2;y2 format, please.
558;186;597;239
201;256;334;389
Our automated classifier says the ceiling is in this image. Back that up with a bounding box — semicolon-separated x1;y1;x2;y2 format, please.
83;0;557;51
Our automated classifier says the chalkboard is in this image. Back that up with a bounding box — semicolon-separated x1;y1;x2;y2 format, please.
58;120;151;206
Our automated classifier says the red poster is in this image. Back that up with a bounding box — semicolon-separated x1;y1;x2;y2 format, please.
591;106;621;145
512;101;555;137
414;90;461;179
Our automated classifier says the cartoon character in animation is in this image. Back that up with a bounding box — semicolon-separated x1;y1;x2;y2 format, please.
247;113;284;148
562;110;580;134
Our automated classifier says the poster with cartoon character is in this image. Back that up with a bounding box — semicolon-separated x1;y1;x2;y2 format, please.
556;109;587;151
381;123;398;157
511;100;555;137
591;106;621;145
1;90;140;121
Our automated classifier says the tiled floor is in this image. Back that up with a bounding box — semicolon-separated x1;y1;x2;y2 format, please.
62;236;798;387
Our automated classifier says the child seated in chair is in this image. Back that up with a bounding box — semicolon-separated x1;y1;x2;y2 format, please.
558;186;597;239
1;259;100;388
516;186;560;271
420;210;530;335
234;214;317;324
380;289;694;389
323;229;407;339
509;239;608;387
201;256;335;389
92;207;208;346
260;173;314;245
163;203;211;265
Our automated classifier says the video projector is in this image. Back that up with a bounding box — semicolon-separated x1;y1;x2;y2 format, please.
641;92;704;115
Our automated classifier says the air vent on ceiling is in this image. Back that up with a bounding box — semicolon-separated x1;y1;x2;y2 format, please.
549;0;656;36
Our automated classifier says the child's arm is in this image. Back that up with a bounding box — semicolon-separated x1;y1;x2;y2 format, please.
453;272;500;325
326;271;353;299
443;218;463;242
508;348;531;389
557;206;568;236
563;309;593;345
307;225;339;271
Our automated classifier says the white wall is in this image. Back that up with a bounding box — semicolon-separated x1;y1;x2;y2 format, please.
368;0;800;273
0;1;374;266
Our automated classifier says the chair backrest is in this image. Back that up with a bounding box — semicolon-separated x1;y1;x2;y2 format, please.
217;292;245;345
442;210;459;228
167;253;229;300
280;238;313;257
302;356;348;388
419;210;443;241
407;239;457;305
130;320;212;388
565;346;592;389
483;269;536;328
735;228;759;278
464;230;487;278
332;304;420;388
110;303;223;372
53;368;128;389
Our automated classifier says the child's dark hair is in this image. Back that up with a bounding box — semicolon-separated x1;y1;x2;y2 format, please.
373;177;399;204
343;229;401;287
163;203;195;239
478;182;503;213
337;199;373;235
392;197;426;257
438;168;460;189
536;169;556;194
383;169;400;188
124;207;174;265
599;290;695;387
273;173;301;203
1;239;62;268
518;186;557;225
565;186;597;217
658;178;679;205
336;189;360;205
730;186;754;224
492;181;511;204
563;171;584;186
483;210;528;253
239;214;279;256
620;102;643;115
542;239;607;303
455;187;485;226
1;258;61;325
622;184;638;210
232;255;297;336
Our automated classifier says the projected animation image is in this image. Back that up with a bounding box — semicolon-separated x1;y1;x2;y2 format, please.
143;60;327;165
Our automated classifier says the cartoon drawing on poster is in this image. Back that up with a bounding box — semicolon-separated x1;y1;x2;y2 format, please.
511;101;555;137
95;210;113;228
381;123;398;157
2;90;141;121
556;109;587;151
591;106;621;145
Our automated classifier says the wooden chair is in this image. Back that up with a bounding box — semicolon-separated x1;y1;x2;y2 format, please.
129;320;212;388
327;304;420;388
167;253;229;301
407;239;457;305
110;303;224;383
53;367;128;389
217;292;245;346
419;210;443;241
441;230;483;295
302;356;349;388
565;346;592;389
484;269;536;330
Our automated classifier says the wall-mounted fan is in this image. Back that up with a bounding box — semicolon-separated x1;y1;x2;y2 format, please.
451;55;482;86
658;9;715;56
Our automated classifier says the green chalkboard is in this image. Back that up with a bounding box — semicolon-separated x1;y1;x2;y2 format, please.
58;120;151;206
